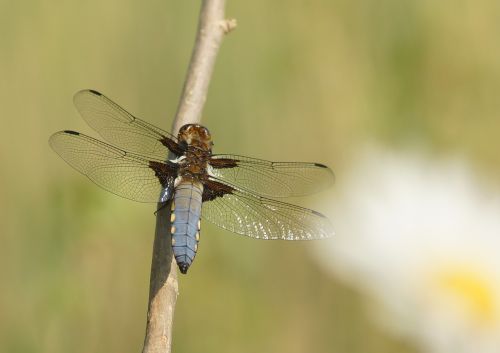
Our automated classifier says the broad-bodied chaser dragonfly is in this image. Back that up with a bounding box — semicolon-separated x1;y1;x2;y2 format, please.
49;90;334;273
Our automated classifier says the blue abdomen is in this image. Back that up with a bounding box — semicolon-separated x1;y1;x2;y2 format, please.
171;179;203;274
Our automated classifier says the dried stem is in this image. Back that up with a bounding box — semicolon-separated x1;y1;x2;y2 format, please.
142;1;236;353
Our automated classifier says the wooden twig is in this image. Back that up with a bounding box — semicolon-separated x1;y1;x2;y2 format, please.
142;1;236;353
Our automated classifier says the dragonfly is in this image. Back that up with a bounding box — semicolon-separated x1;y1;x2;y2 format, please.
49;90;335;274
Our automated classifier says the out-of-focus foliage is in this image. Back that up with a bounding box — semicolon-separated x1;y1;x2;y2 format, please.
0;1;499;353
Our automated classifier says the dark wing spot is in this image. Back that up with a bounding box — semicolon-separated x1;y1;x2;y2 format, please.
314;163;328;168
311;209;327;218
63;130;80;135
88;89;102;96
202;179;234;202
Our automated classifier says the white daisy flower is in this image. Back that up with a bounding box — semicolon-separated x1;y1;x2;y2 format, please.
317;146;500;353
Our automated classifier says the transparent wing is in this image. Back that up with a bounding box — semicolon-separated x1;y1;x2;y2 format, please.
202;178;333;240
73;89;181;160
49;130;177;203
208;154;335;198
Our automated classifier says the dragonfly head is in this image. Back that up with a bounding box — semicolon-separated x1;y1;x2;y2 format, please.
178;124;213;151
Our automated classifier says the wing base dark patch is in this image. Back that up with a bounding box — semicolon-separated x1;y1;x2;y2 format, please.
209;158;239;169
161;136;186;156
149;161;178;188
202;179;234;201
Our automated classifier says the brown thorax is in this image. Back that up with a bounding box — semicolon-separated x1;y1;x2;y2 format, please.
177;124;213;179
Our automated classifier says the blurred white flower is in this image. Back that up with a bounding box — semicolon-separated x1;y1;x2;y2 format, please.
317;146;500;353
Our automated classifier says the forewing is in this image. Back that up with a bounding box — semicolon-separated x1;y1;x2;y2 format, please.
202;179;333;240
73;89;182;160
49;131;177;202
209;154;334;198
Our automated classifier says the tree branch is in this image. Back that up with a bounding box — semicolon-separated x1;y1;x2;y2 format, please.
142;1;236;353
172;0;236;132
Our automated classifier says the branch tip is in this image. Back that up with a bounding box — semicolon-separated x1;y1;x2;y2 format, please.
221;18;237;34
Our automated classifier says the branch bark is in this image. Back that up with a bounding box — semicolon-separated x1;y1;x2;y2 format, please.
142;2;236;353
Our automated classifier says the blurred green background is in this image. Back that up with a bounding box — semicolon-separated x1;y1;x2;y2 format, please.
1;1;499;352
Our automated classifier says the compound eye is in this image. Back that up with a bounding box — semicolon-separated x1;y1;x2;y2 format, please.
179;124;190;134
